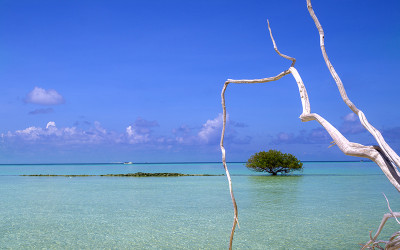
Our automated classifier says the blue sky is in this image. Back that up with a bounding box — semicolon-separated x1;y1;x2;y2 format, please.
0;0;399;163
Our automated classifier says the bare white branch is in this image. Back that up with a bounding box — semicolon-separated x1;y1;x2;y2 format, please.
220;82;239;250
220;1;400;249
267;20;295;67
361;212;400;250
306;0;400;187
383;193;400;225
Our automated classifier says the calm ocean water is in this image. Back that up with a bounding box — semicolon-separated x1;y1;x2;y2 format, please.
1;162;399;249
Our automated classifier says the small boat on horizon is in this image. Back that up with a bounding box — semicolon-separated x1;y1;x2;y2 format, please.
124;162;133;165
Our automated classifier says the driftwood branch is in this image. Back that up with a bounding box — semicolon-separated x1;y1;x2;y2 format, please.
267;20;296;68
220;20;295;249
360;194;400;249
220;82;239;250
384;193;400;225
361;212;400;249
220;0;400;248
306;1;400;247
306;0;400;190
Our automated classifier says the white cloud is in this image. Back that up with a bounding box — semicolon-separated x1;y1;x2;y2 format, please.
125;118;159;144
198;113;224;143
13;122;64;141
126;125;150;143
343;113;357;122
6;121;108;144
46;121;56;129
25;87;65;105
4;119;161;146
340;112;365;135
172;114;249;146
15;126;43;140
2;115;249;148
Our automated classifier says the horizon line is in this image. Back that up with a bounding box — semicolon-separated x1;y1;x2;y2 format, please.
0;160;373;165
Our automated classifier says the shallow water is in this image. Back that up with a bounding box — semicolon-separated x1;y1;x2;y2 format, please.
0;162;399;249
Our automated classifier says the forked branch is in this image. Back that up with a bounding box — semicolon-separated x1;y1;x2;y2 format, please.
220;1;400;248
361;207;400;249
220;19;295;250
360;194;400;249
306;0;400;183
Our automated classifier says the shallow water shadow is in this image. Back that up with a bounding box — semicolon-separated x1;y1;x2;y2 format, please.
246;175;303;206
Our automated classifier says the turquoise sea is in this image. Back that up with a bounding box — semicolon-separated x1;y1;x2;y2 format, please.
1;161;400;249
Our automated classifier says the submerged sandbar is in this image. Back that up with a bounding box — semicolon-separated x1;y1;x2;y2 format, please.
21;172;223;177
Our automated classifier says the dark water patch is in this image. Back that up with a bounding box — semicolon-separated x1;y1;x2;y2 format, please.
20;172;224;177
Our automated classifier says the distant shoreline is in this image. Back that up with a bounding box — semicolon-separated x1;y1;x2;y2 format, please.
0;160;372;166
21;172;224;177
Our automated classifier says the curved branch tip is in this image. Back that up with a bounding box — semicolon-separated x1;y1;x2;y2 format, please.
267;19;296;67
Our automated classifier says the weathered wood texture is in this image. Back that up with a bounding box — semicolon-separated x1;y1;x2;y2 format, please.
220;0;400;249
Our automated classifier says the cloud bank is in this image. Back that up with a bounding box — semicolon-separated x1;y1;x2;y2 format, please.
6;111;390;157
339;113;365;135
272;112;371;145
198;113;224;144
126;118;159;144
0;114;252;151
2;112;399;162
272;128;331;145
